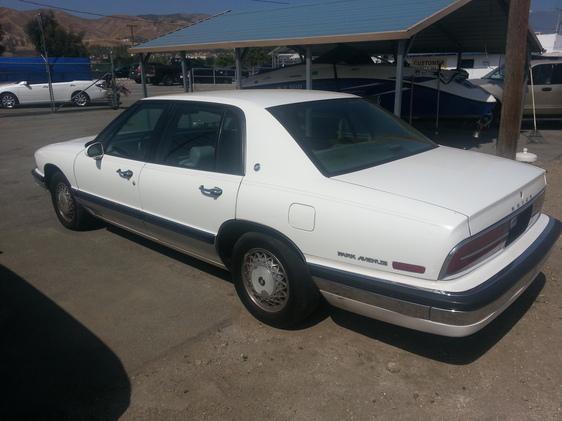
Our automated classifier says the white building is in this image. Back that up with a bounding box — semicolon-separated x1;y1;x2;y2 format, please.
536;33;562;56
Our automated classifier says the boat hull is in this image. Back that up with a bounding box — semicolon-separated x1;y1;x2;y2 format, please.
242;64;496;119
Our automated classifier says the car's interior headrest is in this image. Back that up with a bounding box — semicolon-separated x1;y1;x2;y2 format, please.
190;145;215;170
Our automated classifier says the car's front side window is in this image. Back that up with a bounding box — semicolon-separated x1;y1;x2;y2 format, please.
551;64;562;85
268;98;436;176
104;103;167;161
531;64;553;85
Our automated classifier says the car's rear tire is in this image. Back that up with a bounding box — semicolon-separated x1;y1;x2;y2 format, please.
232;232;320;328
1;92;18;109
49;172;94;230
71;91;90;107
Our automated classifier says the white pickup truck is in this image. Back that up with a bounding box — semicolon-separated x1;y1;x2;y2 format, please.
31;90;560;336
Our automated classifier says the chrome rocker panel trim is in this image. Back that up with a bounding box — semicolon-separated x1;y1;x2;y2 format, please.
311;216;561;337
31;168;47;189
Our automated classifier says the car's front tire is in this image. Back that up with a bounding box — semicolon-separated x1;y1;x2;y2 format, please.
232;233;320;328
49;172;94;230
1;92;18;109
71;91;90;107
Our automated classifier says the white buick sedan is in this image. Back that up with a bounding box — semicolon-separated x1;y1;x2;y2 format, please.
1;79;108;108
32;90;560;336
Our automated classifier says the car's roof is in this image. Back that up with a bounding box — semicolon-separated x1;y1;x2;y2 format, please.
145;89;357;108
531;59;562;65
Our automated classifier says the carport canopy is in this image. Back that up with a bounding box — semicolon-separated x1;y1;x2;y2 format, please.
129;0;542;115
130;0;541;54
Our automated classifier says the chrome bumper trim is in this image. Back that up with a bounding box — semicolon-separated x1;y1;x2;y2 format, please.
312;216;560;337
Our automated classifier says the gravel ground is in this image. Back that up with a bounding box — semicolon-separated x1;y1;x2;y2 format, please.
0;87;560;420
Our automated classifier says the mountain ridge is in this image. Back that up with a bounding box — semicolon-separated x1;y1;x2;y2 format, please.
0;7;209;55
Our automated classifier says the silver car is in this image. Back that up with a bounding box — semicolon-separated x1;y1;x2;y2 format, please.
471;59;562;118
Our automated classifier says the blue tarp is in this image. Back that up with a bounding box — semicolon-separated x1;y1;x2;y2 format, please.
0;57;92;83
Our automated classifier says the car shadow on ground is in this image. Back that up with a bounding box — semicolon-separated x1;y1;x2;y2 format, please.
0;264;131;420
0;104;120;119
106;225;232;283
329;274;546;365
105;225;332;330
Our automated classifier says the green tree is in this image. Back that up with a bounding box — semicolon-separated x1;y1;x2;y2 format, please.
25;11;88;57
0;24;6;56
243;48;270;68
214;51;234;67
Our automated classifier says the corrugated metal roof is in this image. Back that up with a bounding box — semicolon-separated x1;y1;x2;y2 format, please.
130;0;541;53
131;0;468;51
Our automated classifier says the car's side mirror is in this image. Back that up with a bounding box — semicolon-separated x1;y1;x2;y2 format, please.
18;81;29;86
86;142;104;160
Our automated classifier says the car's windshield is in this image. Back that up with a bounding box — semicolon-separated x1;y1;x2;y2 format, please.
484;66;504;80
268;98;436;176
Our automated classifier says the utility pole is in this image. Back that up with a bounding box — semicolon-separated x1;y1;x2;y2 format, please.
37;13;55;112
127;24;137;46
497;0;531;159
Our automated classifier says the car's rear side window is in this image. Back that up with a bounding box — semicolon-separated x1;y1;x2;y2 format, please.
154;102;245;175
268;98;435;176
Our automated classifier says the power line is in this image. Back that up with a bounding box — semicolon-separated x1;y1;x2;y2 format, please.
251;0;291;4
19;0;146;21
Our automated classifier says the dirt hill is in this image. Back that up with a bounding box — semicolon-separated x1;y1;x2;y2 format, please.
0;7;208;55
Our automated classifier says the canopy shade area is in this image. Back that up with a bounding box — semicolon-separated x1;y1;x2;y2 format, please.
129;0;542;55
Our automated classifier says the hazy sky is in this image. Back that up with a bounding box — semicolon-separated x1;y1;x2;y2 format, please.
1;0;561;16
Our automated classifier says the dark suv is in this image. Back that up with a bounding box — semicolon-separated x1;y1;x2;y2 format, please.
132;62;182;86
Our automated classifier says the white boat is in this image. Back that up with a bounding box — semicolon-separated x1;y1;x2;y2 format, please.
242;63;497;119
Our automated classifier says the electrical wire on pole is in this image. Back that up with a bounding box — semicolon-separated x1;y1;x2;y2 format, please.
127;24;137;47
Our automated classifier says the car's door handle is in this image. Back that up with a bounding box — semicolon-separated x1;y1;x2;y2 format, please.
199;185;223;199
116;169;133;179
542;87;552;92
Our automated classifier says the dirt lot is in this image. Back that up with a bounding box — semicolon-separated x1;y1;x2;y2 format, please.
0;85;561;420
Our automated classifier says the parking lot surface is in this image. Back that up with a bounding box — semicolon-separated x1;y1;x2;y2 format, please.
1;85;561;420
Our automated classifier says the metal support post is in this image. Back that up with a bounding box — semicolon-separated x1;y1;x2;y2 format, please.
181;53;189;93
235;48;242;89
393;40;406;117
139;53;148;98
110;50;118;109
305;46;312;90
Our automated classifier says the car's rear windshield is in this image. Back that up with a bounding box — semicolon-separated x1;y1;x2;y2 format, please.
268;98;436;176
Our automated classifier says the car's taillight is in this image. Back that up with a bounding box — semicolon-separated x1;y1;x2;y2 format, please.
440;189;546;279
441;221;510;279
531;190;545;218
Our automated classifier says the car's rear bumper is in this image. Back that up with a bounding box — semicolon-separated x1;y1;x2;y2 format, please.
31;168;46;189
310;215;561;337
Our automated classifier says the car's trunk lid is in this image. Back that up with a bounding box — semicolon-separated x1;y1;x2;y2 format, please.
332;146;546;234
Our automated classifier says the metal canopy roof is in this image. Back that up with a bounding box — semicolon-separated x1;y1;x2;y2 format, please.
130;0;542;54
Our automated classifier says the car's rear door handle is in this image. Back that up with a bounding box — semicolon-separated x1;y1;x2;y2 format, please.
199;185;222;199
116;169;133;179
542;87;552;92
